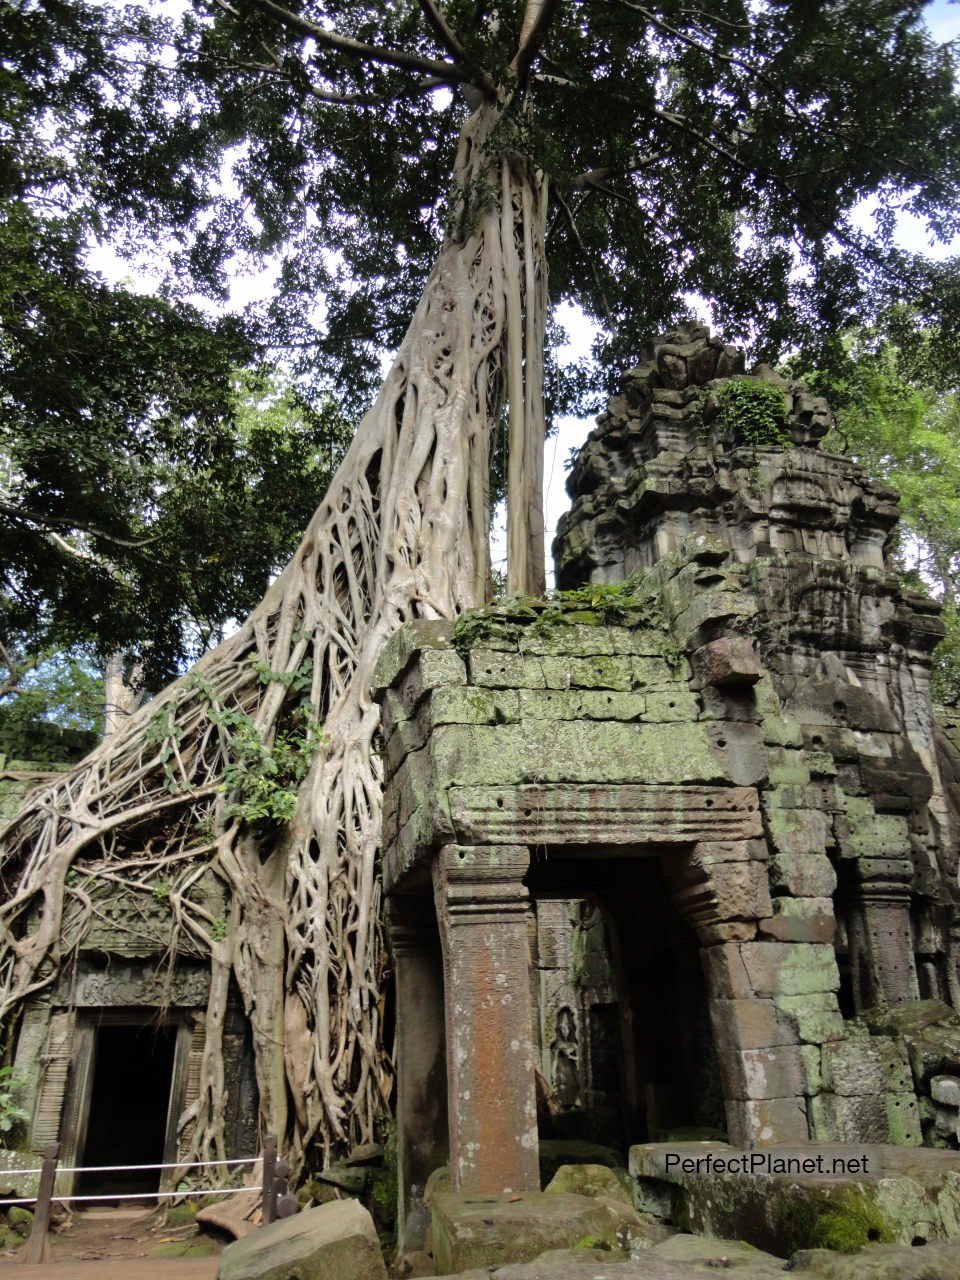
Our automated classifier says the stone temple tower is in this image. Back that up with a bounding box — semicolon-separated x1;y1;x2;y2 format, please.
374;325;960;1249
555;324;959;1026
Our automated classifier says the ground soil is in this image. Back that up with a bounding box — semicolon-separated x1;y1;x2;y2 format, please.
1;1205;225;1276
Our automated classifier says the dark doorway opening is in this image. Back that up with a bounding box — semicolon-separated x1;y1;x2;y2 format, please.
77;1023;177;1198
527;851;725;1150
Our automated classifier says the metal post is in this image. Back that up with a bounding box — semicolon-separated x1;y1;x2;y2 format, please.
22;1142;59;1264
261;1133;278;1225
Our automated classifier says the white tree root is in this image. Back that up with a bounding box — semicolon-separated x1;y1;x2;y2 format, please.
0;101;549;1172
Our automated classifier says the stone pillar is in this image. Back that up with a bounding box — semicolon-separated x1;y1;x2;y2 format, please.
432;844;540;1195
386;896;448;1253
850;856;920;1007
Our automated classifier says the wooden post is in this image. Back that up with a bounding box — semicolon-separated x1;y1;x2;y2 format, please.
261;1133;278;1225
22;1142;58;1264
274;1157;298;1219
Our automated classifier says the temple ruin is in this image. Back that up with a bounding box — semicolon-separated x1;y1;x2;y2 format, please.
374;326;960;1249
4;326;960;1252
1;724;258;1197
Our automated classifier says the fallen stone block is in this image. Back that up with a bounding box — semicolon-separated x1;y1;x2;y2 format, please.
790;1239;960;1280
197;1191;260;1240
430;1189;652;1275
217;1197;387;1280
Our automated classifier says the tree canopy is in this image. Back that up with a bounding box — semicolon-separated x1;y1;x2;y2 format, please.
1;12;352;691
806;332;960;704
7;1;960;408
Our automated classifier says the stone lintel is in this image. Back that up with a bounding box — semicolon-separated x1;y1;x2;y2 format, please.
446;783;762;848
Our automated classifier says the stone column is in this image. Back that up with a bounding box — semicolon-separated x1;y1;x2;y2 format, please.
850;856;920;1007
701;937;825;1147
386;896;448;1252
432;844;540;1195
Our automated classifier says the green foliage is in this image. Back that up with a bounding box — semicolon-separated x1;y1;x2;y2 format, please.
805;336;960;703
933;606;960;706
4;0;960;428
174;670;324;830
0;12;351;689
0;1066;29;1145
0;647;104;734
710;380;791;449
219;716;320;826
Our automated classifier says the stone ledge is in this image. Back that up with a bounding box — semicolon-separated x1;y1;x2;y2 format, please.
628;1142;960;1255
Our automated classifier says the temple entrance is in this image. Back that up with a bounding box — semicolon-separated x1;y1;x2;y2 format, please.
77;1022;178;1198
529;852;724;1150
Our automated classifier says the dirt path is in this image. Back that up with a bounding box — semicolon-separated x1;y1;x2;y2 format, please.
1;1207;225;1276
2;1260;220;1279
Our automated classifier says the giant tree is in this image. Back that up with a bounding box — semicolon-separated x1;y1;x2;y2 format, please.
2;0;960;1169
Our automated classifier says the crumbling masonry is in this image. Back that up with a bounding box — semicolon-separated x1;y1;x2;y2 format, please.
374;327;960;1249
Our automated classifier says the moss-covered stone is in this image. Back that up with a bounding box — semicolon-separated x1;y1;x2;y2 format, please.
7;1205;32;1237
429;720;726;788
164;1201;198;1226
544;1164;633;1206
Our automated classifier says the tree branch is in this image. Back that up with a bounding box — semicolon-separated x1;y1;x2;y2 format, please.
201;45;454;105
555;188;616;330
0;643;37;704
416;0;467;64
569;152;667;189
239;0;480;86
0;501;161;550
512;0;563;84
303;73;453;106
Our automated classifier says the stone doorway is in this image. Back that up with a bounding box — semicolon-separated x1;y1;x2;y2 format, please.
529;855;725;1149
76;1021;178;1198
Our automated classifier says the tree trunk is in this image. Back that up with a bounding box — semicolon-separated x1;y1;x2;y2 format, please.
0;99;549;1169
102;652;141;740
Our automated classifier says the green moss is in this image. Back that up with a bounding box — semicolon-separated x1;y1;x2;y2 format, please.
7;1206;32;1237
451;579;670;657
369;1122;398;1233
164;1202;197;1227
775;1188;894;1255
575;1235;611;1250
810;1204;894;1254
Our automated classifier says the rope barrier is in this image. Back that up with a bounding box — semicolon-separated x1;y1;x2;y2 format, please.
56;1156;260;1175
0;1186;261;1207
8;1133;289;1259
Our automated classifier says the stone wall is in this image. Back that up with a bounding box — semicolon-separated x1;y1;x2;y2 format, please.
0;720;97;825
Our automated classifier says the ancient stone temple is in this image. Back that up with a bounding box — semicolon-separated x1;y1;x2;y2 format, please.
2;724;258;1197
374;326;960;1250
